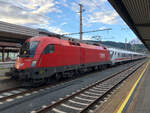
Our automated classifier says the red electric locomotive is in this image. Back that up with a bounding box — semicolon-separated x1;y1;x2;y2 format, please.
6;36;111;84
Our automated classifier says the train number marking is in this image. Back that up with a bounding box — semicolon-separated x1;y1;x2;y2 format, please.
100;53;105;58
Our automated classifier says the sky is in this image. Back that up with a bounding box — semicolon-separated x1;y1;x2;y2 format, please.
0;0;141;43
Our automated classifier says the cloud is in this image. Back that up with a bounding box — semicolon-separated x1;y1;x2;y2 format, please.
71;2;80;13
0;1;48;25
71;0;107;13
0;0;64;34
99;26;106;30
80;0;106;12
57;0;69;8
83;36;92;40
0;0;60;25
0;0;121;37
60;22;67;26
87;11;119;24
35;24;67;34
3;0;61;14
47;26;64;34
31;0;62;14
71;0;119;25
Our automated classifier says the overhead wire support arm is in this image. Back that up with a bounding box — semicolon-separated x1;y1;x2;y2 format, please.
62;28;112;36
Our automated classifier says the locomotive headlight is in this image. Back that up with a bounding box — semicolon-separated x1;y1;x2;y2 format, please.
31;60;37;67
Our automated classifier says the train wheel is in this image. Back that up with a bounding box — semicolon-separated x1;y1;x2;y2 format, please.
92;66;98;71
98;65;102;70
78;69;84;74
11;75;19;80
55;73;61;81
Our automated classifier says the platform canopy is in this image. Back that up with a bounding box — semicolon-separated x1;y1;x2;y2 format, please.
0;21;39;43
0;42;20;48
0;21;60;43
108;0;150;50
0;47;19;52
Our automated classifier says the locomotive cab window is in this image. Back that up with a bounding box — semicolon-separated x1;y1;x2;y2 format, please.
19;41;39;57
43;44;55;54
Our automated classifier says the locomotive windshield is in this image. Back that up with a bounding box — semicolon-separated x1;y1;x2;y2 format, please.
19;41;39;57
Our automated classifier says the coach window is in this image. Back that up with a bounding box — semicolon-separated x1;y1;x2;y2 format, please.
43;44;55;54
120;53;122;57
124;53;125;57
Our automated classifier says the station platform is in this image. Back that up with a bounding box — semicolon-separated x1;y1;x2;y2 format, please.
124;60;150;113
0;61;15;77
94;60;150;113
0;61;15;69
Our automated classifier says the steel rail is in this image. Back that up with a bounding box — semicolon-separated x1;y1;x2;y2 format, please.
79;62;145;113
35;61;145;113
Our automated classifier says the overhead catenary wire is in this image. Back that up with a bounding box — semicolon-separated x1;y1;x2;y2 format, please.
63;1;112;40
62;28;112;36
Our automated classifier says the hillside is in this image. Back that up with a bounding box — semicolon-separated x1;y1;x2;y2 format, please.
101;41;146;52
83;40;146;53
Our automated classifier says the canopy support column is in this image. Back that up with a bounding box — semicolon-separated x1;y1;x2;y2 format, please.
2;47;5;62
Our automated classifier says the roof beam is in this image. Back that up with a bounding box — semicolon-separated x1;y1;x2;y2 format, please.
143;39;150;41
108;0;150;50
135;24;150;27
0;36;25;43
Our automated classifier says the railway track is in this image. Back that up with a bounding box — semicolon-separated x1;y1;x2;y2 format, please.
0;80;73;104
0;60;145;112
0;70;101;103
0;87;37;103
33;61;145;113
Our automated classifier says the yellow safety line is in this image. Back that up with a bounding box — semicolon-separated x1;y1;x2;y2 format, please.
116;60;150;113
